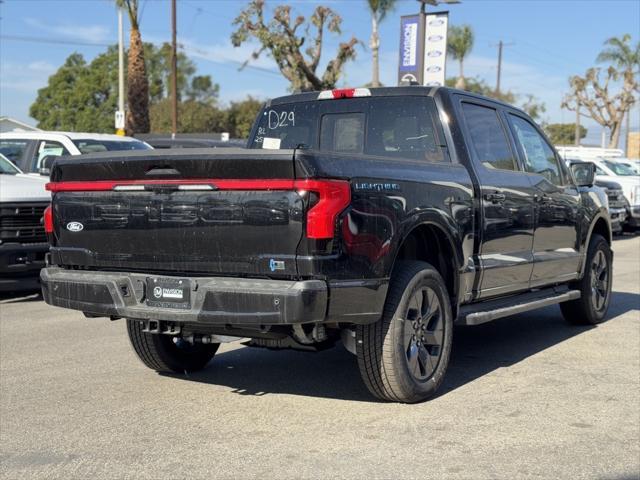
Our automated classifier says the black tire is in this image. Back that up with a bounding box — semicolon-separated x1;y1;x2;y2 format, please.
560;234;612;325
126;319;219;374
356;261;453;403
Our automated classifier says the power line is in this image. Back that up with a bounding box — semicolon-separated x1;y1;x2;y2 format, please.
0;34;111;48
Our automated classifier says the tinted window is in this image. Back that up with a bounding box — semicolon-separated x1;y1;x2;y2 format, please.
72;139;151;153
251;102;317;150
250;96;446;162
509;115;563;185
461;103;516;171
320;113;365;153
0;139;29;165
365;97;444;162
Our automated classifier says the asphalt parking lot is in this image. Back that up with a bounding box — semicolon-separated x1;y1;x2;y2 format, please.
1;236;638;480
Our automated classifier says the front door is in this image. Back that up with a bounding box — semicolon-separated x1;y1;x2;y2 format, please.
506;113;581;285
458;99;536;298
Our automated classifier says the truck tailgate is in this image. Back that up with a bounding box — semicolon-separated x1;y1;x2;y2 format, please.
48;149;304;277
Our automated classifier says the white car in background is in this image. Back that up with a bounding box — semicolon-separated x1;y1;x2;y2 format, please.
0;153;50;291
566;156;640;230
0;131;152;175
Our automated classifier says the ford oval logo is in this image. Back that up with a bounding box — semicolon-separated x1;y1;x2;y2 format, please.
66;222;84;232
427;35;443;42
426;50;443;58
429;19;445;27
426;66;442;73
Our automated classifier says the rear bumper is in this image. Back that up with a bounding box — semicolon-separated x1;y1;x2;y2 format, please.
41;268;328;325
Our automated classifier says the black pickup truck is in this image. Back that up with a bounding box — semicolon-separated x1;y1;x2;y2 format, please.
41;87;612;403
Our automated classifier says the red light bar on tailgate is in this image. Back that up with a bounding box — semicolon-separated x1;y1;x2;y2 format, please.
45;179;351;239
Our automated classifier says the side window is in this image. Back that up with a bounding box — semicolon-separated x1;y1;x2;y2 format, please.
509;115;563;185
461;103;517;171
0;139;29;165
34;140;70;169
595;166;607;176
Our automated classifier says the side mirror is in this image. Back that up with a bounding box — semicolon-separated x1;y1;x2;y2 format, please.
39;155;59;176
570;162;596;187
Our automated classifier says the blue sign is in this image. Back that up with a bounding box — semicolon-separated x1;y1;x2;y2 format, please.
399;16;419;72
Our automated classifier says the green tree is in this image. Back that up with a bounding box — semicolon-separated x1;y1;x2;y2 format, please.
30;45;220;133
231;0;359;91
225;97;264;138
30;51;119;132
145;42;198;103
187;75;219;105
544;123;588;145
150;99;226;133
447;25;474;90
117;0;150;134
366;0;395;87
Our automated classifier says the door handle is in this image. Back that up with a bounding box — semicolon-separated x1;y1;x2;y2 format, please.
484;192;506;204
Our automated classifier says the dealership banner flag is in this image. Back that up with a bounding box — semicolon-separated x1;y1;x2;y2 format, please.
423;12;448;87
397;14;423;85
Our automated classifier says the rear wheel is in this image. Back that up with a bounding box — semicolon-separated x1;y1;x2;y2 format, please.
126;319;219;373
356;261;453;403
560;234;612;325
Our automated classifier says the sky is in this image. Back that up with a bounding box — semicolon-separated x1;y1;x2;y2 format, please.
1;0;639;146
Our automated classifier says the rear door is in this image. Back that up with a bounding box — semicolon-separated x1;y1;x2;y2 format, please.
457;97;535;298
505;113;581;285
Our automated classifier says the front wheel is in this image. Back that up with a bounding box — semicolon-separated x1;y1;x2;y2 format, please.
356;261;453;403
126;319;219;374
560;234;612;325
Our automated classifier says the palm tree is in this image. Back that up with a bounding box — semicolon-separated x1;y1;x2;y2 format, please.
447;25;474;90
597;34;640;154
117;0;150;133
367;0;396;87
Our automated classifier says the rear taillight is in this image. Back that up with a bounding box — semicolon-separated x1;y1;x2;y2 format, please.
43;204;54;234
295;179;350;239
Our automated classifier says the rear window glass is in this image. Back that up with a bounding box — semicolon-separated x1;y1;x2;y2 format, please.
72;139;151;153
250;96;447;162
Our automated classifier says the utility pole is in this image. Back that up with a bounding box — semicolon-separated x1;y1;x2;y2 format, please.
494;40;513;95
575;103;581;146
170;0;178;139
116;7;125;136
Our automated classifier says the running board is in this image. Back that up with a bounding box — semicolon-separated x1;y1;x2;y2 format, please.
458;288;581;326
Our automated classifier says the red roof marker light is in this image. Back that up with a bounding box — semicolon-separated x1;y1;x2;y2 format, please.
318;88;371;100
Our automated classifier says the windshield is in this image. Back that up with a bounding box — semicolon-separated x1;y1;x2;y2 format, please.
249;96;448;163
602;159;638;176
0;154;21;174
72;139;151;154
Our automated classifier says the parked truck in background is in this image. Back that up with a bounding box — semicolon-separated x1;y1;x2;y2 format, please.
40;87;612;403
0;154;50;291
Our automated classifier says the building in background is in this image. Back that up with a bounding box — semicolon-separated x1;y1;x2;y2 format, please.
0;117;40;133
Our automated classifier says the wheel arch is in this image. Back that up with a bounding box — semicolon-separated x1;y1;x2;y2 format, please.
589;213;612;246
389;221;461;315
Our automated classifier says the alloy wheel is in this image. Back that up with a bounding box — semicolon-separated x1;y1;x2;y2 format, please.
590;249;610;312
403;285;444;381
